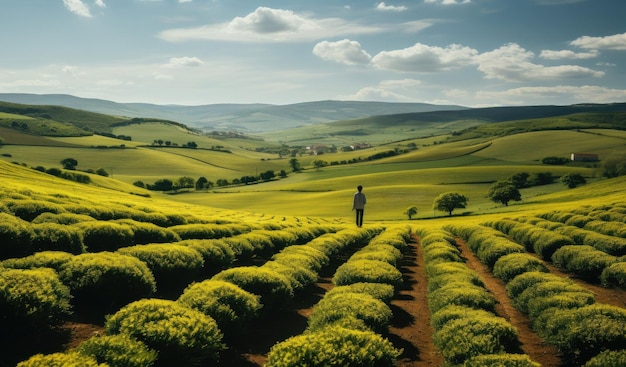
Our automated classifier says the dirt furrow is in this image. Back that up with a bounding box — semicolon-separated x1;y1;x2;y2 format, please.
389;237;444;367
454;238;562;367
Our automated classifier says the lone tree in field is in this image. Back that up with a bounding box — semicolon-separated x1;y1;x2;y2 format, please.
61;158;78;170
488;181;522;206
433;192;468;216
289;158;301;172
404;206;418;220
561;172;586;188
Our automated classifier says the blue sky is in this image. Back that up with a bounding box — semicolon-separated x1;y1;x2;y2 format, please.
1;0;625;107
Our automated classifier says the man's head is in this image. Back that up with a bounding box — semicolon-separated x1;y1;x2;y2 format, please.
357;185;363;192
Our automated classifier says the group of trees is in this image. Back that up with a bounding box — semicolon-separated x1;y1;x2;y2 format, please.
138;170;288;192
406;170;591;219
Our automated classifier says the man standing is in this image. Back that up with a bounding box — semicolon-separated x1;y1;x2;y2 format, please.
352;185;367;227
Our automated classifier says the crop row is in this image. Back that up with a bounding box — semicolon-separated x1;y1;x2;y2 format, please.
415;226;538;366
446;223;626;366
11;226;380;366
265;225;410;367
485;216;626;288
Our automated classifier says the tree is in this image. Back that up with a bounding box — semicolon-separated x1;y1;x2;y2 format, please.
260;170;275;181
561;173;586;188
95;168;109;177
433;192;468;216
488;182;521;206
404;206;418;220
152;179;173;191
196;177;208;190
529;172;554;186
601;154;626;178
289;158;301;172
313;160;328;170
507;172;530;188
60;158;78;170
177;176;195;189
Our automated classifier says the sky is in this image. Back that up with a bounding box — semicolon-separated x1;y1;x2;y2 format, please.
1;0;626;107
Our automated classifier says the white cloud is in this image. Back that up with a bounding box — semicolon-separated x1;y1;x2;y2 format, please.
474;85;626;105
379;78;422;88
313;39;372;65
164;56;204;68
94;0;106;8
540;49;599;60
371;43;478;72
376;2;408;11
570;32;626;50
475;43;604;81
341;87;413;102
159;7;384;42
63;0;92;18
424;0;471;5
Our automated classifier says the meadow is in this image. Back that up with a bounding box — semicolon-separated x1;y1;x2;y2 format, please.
0;103;625;366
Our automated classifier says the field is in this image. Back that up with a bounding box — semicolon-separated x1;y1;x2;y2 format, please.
0;105;625;367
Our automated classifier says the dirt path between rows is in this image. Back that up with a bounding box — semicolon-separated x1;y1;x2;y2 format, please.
454;237;563;367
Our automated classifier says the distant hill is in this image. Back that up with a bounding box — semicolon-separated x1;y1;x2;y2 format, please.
0;93;466;132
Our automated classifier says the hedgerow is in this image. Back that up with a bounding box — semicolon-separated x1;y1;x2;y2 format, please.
584;220;626;238
211;266;294;310
5;199;67;222
177;279;261;336
463;353;540;367
73;221;135;252
75;334;158;367
117;244;204;292
16;352;106;367
493;253;549;282
265;326;400;367
583;349;626;367
31;222;85;254
0;212;34;259
551;245;618;282
333;259;403;290
601;262;626;289
176;239;236;276
58;252;156;312
261;261;318;290
32;212;96;225
429;283;496;314
168;223;250;240
0;268;71;331
307;292;393;333
105;299;225;366
1;251;74;271
325;282;395;304
112;219;181;244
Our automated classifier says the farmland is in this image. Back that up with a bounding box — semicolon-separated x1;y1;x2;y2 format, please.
0;101;625;367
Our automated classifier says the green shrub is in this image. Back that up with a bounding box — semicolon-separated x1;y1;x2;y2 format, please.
168;223;242;240
474;237;525;269
525;292;595;319
430;305;497;330
31;222;85;254
584;350;626;367
515;279;594;314
0;213;34;259
427;272;484;294
463;353;540;367
273;245;329;272
307;292;392;333
265;326;400;367
350;244;402;267
564;214;594;228
32;212;96;225
1;251;74;270
333;259;403;290
212;266;293;310
117;244;203;291
493;253;549;282
75;334;157;367
177;279;261;335
113;219;181;244
176;239;236;275
541;304;626;361
601;262;626;289
58;252;156;312
0;268;71;331
552;245;618;281
16;352;105;367
422;241;463;264
73;221;135;252
433;316;519;365
7;199;67;222
584;220;626;238
105;299;225;366
262;261;318;290
506;272;562;299
428;283;496;314
325;282;395;304
582;232;626;257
